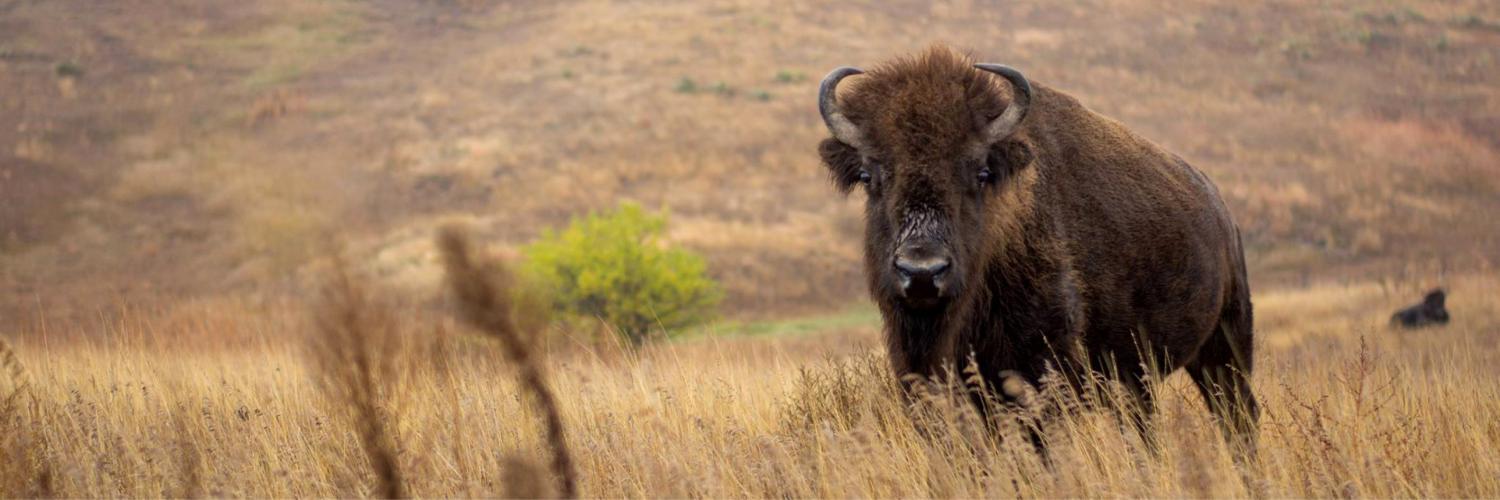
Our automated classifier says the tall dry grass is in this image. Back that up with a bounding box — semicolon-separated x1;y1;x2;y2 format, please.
309;264;410;498
0;273;1496;497
438;226;577;498
0;338;54;497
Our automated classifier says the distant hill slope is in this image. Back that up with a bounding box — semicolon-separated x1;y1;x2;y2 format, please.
3;0;1497;320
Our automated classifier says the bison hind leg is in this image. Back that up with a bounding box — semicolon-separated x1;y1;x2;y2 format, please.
1187;313;1260;458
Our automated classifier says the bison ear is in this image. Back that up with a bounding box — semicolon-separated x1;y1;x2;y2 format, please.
819;138;864;194
986;139;1034;177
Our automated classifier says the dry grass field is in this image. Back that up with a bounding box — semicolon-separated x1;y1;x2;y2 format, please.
3;267;1498;497
4;0;1500;497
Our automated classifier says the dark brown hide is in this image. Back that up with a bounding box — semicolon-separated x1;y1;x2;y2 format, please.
817;46;1258;450
1391;288;1449;328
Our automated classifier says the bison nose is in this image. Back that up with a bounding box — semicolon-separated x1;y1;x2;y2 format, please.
894;248;951;302
895;256;950;280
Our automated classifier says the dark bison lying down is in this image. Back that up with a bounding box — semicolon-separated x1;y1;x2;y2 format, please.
1392;288;1449;328
816;46;1258;448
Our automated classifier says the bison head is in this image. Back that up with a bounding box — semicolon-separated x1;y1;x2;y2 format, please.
1424;288;1446;309
817;48;1034;313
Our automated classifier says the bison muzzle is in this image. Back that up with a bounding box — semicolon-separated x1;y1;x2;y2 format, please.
816;46;1260;453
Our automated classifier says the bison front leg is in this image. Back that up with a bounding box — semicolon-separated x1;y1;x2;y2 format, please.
1118;373;1159;455
996;370;1052;465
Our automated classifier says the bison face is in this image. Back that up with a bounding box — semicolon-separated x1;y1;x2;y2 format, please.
819;137;1027;311
816;52;1033;313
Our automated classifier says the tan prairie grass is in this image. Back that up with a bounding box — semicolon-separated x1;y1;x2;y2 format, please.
0;338;54;497
438;226;577;498
310;263;410;498
0;273;1497;497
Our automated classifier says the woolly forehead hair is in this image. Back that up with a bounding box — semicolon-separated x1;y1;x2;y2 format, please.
841;45;1011;158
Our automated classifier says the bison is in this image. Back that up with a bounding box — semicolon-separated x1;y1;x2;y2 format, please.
1391;288;1449;329
815;46;1258;451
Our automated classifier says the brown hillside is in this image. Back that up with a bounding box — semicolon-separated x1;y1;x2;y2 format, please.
2;0;1497;321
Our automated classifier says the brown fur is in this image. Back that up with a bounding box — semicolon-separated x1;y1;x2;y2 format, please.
818;45;1259;451
1391;288;1449;329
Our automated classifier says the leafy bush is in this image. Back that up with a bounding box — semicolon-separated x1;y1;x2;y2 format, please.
774;69;807;83
54;60;84;78
520;202;721;345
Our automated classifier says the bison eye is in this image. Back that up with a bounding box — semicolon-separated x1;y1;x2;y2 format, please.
977;167;993;185
858;169;872;184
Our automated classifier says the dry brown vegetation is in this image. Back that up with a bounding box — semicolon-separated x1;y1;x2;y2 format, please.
0;272;1497;497
438;227;577;497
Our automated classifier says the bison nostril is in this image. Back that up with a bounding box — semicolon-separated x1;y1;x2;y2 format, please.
895;256;951;280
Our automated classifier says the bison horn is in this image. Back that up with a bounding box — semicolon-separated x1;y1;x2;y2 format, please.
818;66;866;149
974;63;1033;142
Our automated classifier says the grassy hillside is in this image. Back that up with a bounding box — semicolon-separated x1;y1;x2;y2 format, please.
3;0;1499;321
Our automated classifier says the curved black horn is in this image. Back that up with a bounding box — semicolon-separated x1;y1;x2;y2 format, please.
818;66;865;149
974;63;1032;142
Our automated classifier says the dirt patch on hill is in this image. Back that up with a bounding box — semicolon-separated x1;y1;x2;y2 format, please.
0;157;86;251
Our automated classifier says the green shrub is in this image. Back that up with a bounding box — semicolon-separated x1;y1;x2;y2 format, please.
520;202;721;345
774;69;807;83
54;60;84;78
